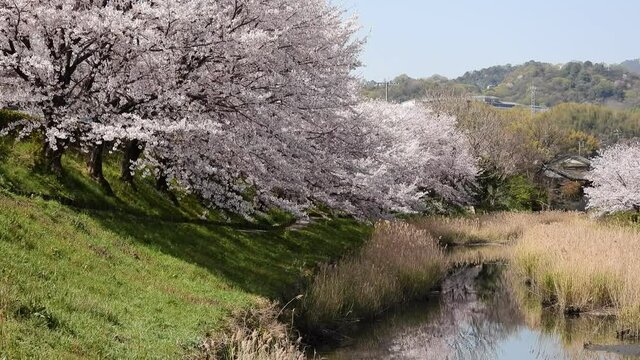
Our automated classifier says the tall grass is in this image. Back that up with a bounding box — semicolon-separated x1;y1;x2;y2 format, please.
298;211;640;343
300;221;447;331
511;214;640;337
411;212;566;245
424;211;640;338
194;301;305;360
413;214;516;245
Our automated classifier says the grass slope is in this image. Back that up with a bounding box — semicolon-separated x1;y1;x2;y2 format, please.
0;139;370;359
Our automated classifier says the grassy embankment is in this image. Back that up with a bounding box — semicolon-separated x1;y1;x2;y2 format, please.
0;135;371;359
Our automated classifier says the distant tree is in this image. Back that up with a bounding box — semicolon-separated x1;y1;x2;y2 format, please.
364;59;640;109
457;64;513;91
427;94;538;176
620;59;640;75
535;103;640;145
586;143;640;214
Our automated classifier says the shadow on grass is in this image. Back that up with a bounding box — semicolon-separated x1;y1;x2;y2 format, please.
91;212;371;300
0;139;372;300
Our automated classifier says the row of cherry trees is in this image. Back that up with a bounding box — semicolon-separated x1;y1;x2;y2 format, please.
0;0;477;217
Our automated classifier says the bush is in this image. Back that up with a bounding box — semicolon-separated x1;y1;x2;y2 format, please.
503;175;547;211
475;167;547;212
194;301;305;360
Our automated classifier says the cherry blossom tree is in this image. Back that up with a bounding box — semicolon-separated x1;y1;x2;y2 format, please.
85;0;363;187
350;100;477;215
586;143;640;214
0;0;141;175
1;0;478;218
150;100;477;218
125;0;367;213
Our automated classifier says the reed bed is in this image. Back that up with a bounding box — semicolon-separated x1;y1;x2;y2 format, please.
448;245;511;268
412;212;567;246
300;221;447;331
299;211;640;342
511;213;640;337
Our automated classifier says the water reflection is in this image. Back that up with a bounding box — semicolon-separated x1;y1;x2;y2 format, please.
322;263;640;360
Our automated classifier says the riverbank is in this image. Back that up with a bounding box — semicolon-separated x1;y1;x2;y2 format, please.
415;211;640;338
298;221;447;341
323;262;637;360
3;139;639;358
419;212;640;339
302;212;640;355
296;220;514;343
0;140;371;359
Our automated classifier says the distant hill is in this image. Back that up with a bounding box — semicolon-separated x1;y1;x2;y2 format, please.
620;59;640;75
363;60;640;109
460;60;640;108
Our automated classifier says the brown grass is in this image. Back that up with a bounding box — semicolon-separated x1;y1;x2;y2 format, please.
511;213;640;337
411;212;567;246
447;245;511;268
422;212;640;336
411;211;640;337
193;300;306;360
300;221;447;330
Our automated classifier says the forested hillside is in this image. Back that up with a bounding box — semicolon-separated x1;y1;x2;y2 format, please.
363;60;640;109
621;59;640;75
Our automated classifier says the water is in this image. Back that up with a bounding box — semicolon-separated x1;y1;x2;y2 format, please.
321;263;640;360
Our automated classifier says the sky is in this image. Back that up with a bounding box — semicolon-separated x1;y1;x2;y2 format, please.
334;0;640;81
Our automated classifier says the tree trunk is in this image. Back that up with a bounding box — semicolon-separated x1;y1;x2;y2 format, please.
155;171;179;206
120;139;143;187
156;173;168;192
41;140;65;177
39;113;67;176
88;143;113;196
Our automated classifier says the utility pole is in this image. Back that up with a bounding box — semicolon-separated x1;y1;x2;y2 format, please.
385;80;389;102
530;84;537;118
372;79;395;102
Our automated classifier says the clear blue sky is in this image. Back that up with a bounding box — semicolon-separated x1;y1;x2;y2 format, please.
334;0;639;81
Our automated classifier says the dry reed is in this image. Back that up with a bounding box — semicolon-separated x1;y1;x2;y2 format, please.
414;211;640;336
412;212;566;245
511;213;640;336
301;221;447;329
194;300;306;360
300;211;640;342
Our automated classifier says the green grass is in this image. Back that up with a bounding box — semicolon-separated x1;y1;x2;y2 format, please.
0;138;371;359
0;137;228;221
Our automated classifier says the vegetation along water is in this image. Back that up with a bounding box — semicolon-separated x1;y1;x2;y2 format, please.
2;1;640;359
